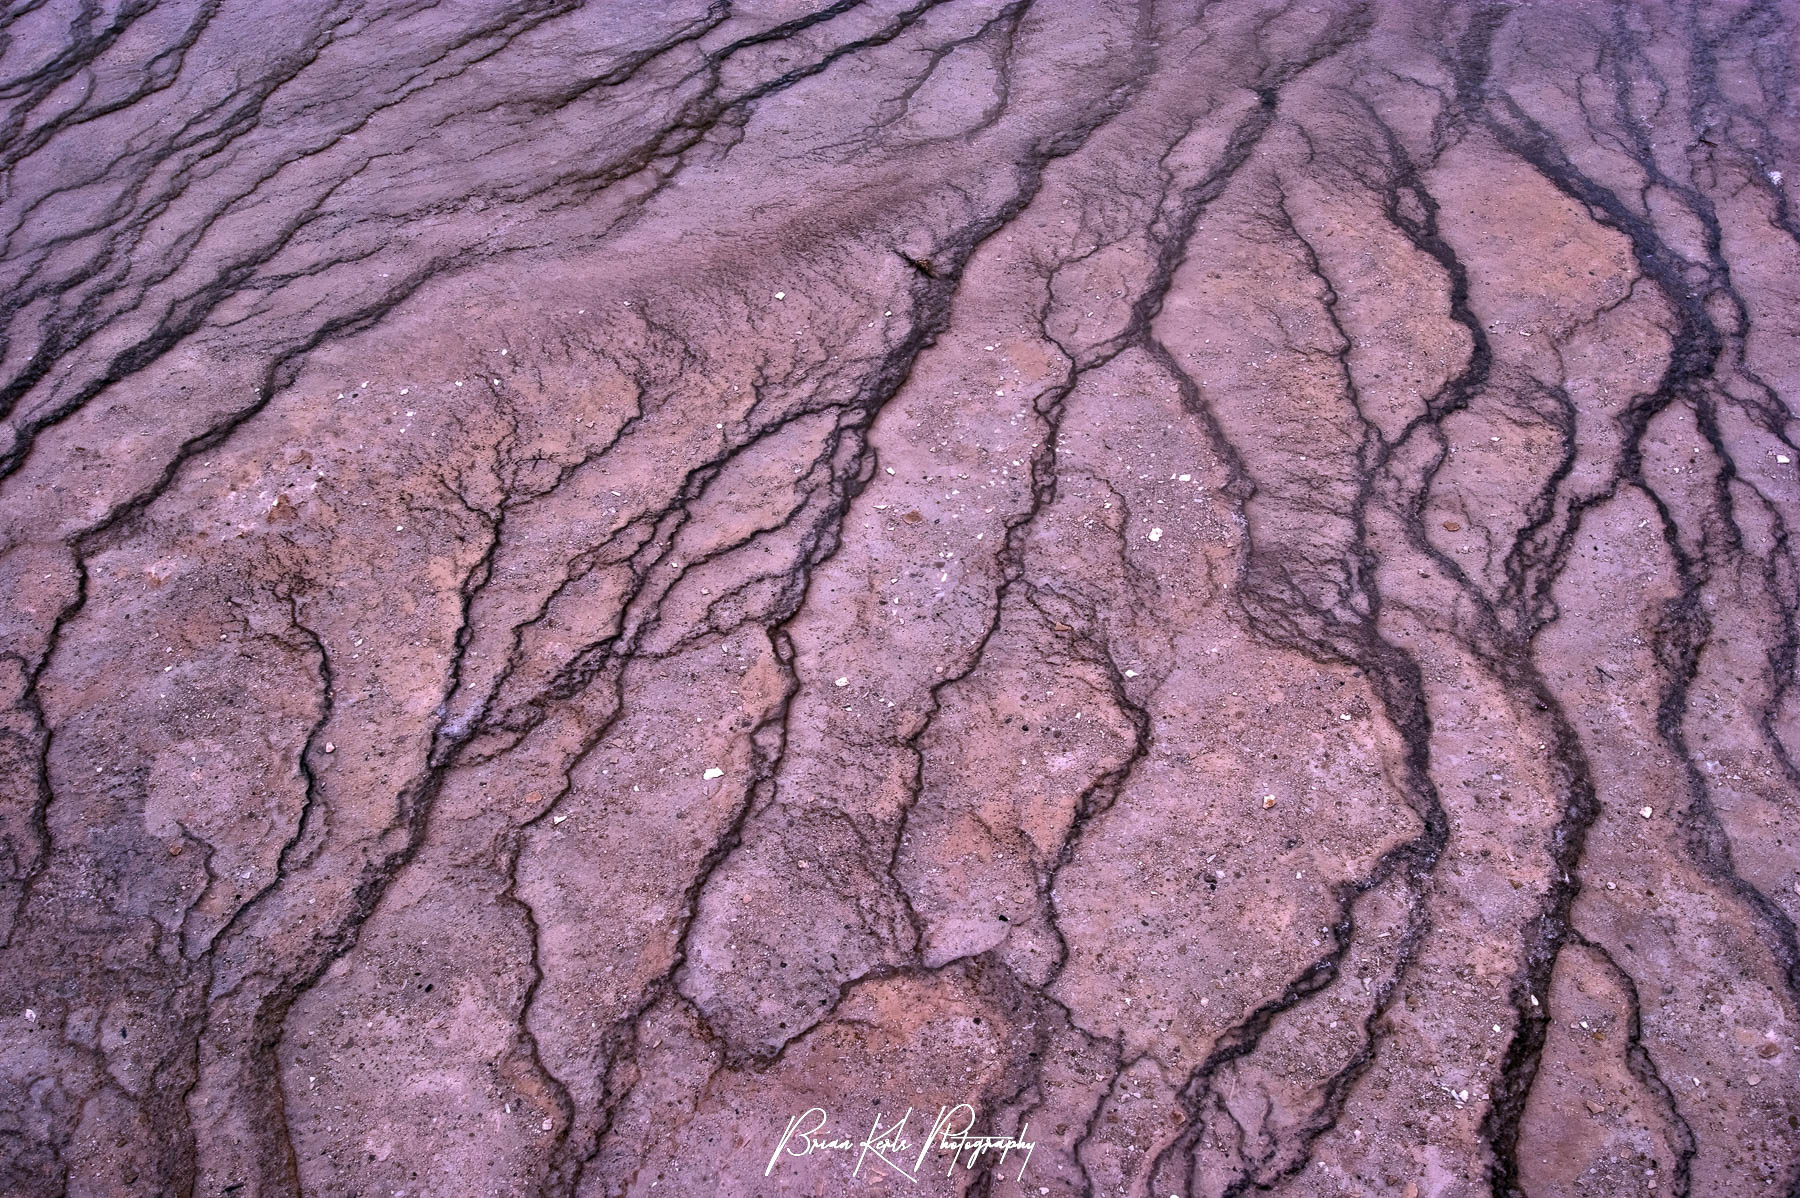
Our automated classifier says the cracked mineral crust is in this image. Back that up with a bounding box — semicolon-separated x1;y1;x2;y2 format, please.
2;1;1799;1196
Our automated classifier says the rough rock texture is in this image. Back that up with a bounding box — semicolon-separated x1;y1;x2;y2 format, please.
1;1;1798;1195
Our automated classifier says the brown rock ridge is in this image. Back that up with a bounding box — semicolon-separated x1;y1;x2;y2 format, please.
0;1;1797;1195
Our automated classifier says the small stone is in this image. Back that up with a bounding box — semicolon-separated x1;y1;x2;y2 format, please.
23;1009;36;1023
1178;473;1192;482
835;677;849;687
324;742;335;754
1748;1075;1761;1086
552;814;566;825
1640;806;1653;819
774;291;785;300
1148;527;1163;542
703;767;724;780
1262;795;1276;809
1443;520;1462;532
1757;1043;1779;1058
902;510;923;524
1586;1100;1604;1115
1779;454;1792;464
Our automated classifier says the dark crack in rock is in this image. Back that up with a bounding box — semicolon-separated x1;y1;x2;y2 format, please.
1;1;1798;1196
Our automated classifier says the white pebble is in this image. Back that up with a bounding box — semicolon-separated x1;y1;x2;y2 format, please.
703;767;724;780
1148;527;1163;542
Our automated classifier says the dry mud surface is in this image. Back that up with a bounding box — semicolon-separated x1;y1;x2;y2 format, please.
2;2;1799;1195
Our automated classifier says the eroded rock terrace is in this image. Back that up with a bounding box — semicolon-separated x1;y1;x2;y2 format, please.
1;1;1798;1195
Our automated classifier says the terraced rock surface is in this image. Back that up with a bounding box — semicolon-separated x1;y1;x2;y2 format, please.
2;1;1799;1195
